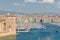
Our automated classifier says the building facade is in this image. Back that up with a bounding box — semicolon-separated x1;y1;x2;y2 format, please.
0;14;16;34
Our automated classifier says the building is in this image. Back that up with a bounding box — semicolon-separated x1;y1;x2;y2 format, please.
0;13;16;34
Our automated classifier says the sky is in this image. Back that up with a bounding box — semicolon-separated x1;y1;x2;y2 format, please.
0;0;60;14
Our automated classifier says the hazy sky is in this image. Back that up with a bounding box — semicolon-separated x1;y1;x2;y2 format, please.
0;0;60;14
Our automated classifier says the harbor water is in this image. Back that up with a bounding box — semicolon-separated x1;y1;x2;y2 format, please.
16;23;60;40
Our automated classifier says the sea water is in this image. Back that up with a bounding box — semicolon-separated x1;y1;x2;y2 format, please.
16;23;60;40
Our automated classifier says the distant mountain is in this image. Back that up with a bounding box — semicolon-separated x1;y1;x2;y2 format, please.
0;11;30;15
0;11;19;15
0;11;59;15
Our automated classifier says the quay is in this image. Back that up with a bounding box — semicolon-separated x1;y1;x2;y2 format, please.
0;32;16;37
